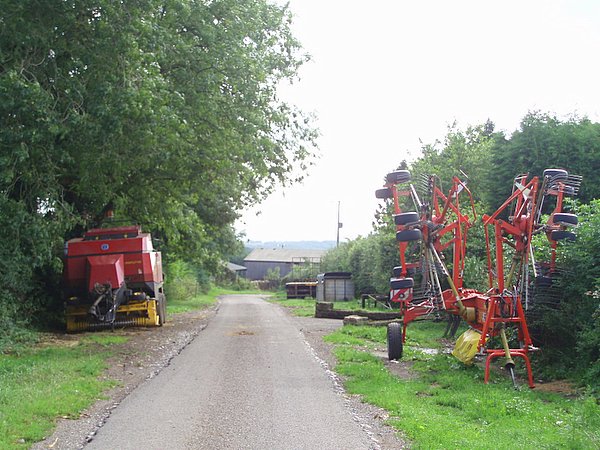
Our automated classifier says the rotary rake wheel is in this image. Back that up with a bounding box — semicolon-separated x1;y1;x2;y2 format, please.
377;170;477;360
375;167;581;388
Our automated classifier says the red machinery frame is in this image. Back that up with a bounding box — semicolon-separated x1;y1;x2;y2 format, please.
387;174;476;339
377;168;580;388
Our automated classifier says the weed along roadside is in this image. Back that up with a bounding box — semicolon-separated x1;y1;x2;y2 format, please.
326;320;600;449
0;288;242;449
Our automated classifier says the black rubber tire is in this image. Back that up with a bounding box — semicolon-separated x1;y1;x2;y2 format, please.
535;276;553;288
390;277;414;289
157;294;166;326
561;185;576;196
552;213;578;226
394;212;420;226
550;230;576;241
375;188;393;199
387;322;403;360
393;266;417;277
396;229;422;242
386;170;411;185
543;168;568;181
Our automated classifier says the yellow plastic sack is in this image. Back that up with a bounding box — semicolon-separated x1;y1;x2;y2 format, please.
452;328;482;365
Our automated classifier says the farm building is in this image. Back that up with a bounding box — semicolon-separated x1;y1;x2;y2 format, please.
226;262;247;279
243;248;327;280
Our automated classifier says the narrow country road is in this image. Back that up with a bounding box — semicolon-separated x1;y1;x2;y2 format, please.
85;295;377;449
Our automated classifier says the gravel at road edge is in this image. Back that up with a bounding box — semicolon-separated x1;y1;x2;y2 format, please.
32;298;408;449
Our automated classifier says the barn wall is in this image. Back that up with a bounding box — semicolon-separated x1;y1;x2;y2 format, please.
245;261;293;280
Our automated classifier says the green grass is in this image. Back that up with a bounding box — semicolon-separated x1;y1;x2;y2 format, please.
0;286;246;448
0;343;115;448
267;293;317;316
328;321;600;449
323;320;449;352
324;324;387;347
341;298;396;312
167;286;264;314
81;334;130;346
269;295;398;317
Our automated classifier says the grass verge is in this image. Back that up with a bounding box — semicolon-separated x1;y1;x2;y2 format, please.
268;295;397;317
1;286;251;448
327;321;600;449
167;286;263;314
0;336;117;448
266;292;316;316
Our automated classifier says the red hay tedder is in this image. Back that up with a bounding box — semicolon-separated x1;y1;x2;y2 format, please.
375;168;581;388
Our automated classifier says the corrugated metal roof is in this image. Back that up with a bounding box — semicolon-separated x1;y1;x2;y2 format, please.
226;262;247;272
244;248;327;263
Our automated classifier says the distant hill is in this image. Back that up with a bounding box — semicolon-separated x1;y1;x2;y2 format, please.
245;240;336;250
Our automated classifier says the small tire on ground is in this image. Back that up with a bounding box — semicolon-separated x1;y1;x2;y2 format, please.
552;213;578;226
394;212;420;226
396;229;422;242
550;230;576;242
375;188;393;199
387;322;403;360
386;170;411;185
390;277;414;289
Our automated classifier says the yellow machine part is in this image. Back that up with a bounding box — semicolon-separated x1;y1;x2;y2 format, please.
66;299;160;332
452;328;482;365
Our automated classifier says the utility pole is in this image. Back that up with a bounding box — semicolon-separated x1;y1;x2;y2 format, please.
336;201;343;247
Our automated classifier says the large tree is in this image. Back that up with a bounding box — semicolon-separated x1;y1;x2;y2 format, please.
0;0;317;332
488;112;600;209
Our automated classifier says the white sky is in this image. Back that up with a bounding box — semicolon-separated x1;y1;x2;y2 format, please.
236;0;600;243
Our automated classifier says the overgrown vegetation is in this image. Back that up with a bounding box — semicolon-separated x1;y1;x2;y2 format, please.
328;322;600;449
529;200;600;389
168;286;247;314
322;113;600;392
164;259;262;313
0;1;316;345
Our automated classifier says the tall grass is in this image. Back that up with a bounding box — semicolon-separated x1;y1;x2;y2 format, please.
164;260;202;302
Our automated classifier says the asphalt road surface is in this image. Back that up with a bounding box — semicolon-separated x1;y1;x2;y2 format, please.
85;295;377;449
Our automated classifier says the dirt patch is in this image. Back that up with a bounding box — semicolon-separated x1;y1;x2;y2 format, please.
36;334;82;348
534;379;581;396
231;330;255;336
385;359;417;380
31;305;217;450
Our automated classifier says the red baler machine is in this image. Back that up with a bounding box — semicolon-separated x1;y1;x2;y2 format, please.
63;225;166;332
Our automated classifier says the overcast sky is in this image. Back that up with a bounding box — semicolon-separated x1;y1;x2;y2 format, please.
235;0;600;243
